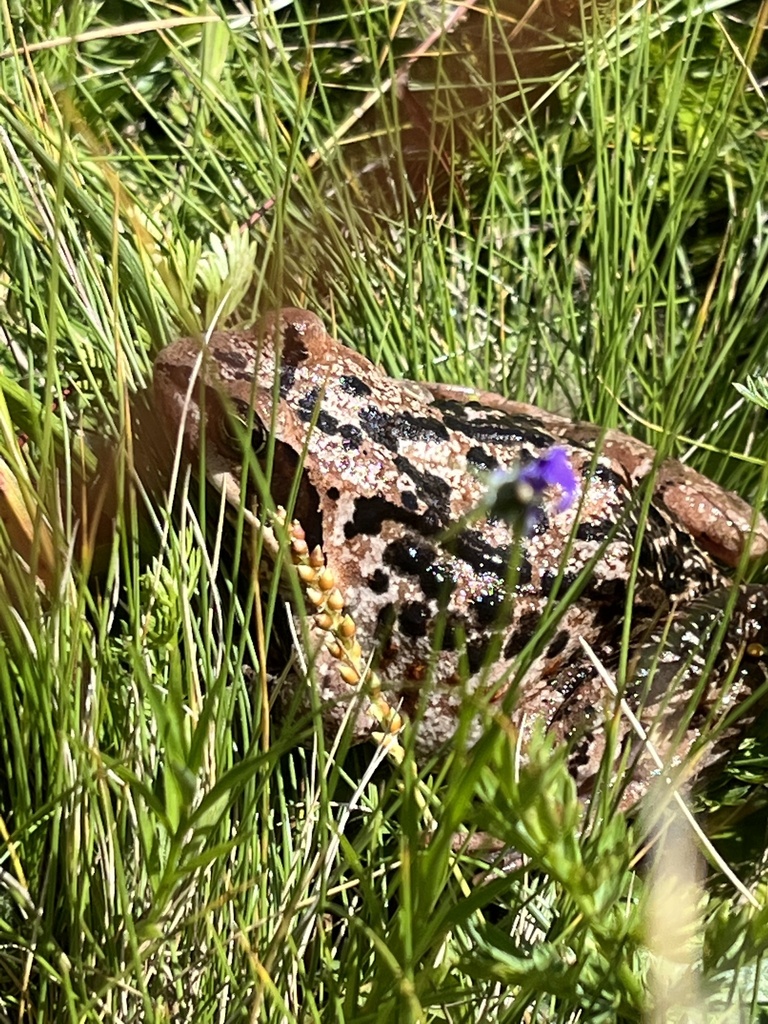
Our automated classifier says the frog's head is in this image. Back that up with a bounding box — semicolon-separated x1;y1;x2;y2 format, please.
152;308;335;546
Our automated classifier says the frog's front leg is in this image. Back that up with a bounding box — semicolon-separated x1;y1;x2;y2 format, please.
425;382;768;567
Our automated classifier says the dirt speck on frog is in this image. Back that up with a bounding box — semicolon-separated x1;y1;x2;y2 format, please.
153;308;768;802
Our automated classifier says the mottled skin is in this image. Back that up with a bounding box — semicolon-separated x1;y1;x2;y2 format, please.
154;308;768;801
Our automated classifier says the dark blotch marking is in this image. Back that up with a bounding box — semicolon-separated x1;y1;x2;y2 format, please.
374;603;397;640
294;389;339;434
296;386;321;423
438;617;459;652
279;363;297;396
221;348;247;368
441;410;523;446
466;445;500;473
440;404;556;449
220;347;249;371
345;497;424;539
591;601;623;629
358;406;450;452
340;374;372;397
295;387;340;435
359;405;399;452
339;423;363;450
589;463;627;491
399;601;430;638
384;536;455;601
451;529;510;578
315;410;340;434
546;629;569;658
540;568;581;596
326;486;340;501
368;568;390;594
509;416;559;449
393;455;452;526
535;566;552;596
576;519;614;542
433;398;464;414
586;576;626;604
516;556;533;587
394;411;449;444
473;588;506;628
346;497;402;539
467;636;492;674
526;506;550;537
503;610;542;658
401;490;418;511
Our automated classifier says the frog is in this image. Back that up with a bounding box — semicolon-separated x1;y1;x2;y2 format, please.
153;307;768;803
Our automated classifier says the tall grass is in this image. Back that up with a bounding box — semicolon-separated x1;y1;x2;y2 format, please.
0;1;767;1020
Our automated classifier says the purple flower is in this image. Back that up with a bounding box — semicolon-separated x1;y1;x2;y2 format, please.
484;447;579;531
517;448;579;512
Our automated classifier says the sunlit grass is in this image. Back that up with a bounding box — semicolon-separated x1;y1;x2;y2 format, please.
0;0;767;1020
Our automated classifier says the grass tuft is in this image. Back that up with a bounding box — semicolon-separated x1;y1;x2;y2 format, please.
1;0;768;1020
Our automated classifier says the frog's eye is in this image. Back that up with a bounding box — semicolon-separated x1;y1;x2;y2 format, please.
219;397;267;456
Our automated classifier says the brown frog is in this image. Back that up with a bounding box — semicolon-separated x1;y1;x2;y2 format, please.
153;308;768;801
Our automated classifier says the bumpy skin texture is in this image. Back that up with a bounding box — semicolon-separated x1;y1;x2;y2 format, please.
154;308;768;801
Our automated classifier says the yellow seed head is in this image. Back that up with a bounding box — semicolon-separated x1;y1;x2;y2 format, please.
342;640;362;663
292;538;309;559
388;712;404;733
318;567;336;591
314;612;335;632
338;615;356;639
297;564;317;583
339;664;361;687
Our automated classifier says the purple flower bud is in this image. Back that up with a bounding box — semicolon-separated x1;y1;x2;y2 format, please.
484;447;579;531
518;447;579;512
